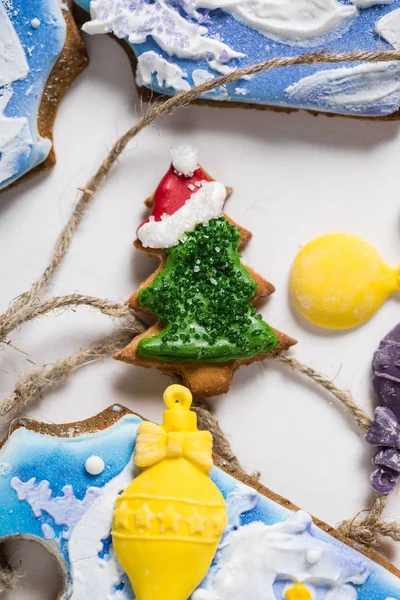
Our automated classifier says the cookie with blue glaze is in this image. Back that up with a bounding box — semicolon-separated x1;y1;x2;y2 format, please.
1;404;400;599
0;0;87;191
73;0;400;118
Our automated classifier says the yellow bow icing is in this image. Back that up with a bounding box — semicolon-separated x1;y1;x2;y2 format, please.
135;422;213;473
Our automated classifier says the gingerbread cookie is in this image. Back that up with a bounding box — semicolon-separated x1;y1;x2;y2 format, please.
114;145;295;397
74;0;400;118
0;0;87;191
0;385;400;599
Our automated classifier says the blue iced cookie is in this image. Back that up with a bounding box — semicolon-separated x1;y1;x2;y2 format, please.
0;1;87;191
74;0;400;118
0;404;399;599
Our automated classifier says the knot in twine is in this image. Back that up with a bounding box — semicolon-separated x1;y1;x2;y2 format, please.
338;496;400;547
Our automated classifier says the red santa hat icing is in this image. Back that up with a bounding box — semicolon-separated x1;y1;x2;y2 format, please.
137;144;227;249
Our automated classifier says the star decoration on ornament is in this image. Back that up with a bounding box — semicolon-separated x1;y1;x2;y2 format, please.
210;514;227;536
113;502;133;531
158;506;181;533
186;509;208;535
134;503;154;529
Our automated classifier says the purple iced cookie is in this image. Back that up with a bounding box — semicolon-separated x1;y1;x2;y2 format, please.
372;323;400;422
370;467;398;496
367;323;400;495
374;447;400;471
365;407;400;448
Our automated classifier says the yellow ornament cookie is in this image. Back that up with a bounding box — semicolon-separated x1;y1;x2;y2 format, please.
290;233;400;330
112;384;227;600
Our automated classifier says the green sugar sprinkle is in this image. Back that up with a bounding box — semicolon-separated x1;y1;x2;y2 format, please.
137;217;278;362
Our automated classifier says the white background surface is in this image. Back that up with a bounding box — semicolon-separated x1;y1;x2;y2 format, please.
1;25;400;600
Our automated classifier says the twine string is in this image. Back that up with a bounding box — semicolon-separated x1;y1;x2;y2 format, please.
2;49;400;590
279;354;373;433
0;294;143;343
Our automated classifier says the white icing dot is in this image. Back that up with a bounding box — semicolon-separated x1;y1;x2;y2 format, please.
171;144;198;176
194;265;200;272
112;405;122;412
85;455;105;475
306;548;322;564
31;18;41;28
210;277;217;285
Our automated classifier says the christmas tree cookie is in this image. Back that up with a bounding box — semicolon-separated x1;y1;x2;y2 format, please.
115;145;295;396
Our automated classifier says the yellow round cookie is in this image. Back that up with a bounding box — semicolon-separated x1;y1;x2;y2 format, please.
290;233;400;330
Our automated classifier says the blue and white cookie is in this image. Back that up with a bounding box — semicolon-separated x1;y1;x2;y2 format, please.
74;0;400;118
0;404;399;599
0;0;87;191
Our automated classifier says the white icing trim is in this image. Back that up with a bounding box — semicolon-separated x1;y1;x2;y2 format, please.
82;0;359;60
0;3;29;87
0;91;33;185
376;8;400;49
171;144;199;176
83;0;244;74
136;51;190;93
137;181;227;248
193;511;370;600
191;0;357;43
286;62;400;116
68;456;136;599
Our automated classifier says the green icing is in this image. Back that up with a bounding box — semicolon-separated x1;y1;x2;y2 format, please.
137;217;278;362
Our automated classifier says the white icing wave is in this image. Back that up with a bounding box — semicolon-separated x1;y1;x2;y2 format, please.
0;2;29;87
83;0;360;79
193;511;370;600
137;51;190;93
68;456;137;600
137;181;227;248
376;8;400;48
0;91;33;185
136;55;231;97
83;0;244;74
286;62;400;116
10;476;102;537
190;0;357;44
